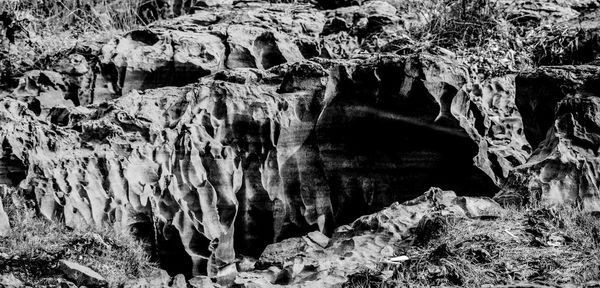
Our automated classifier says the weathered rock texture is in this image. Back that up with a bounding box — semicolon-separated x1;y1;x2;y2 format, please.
100;3;322;96
0;49;505;277
7;0;599;283
496;65;600;210
9;54;96;114
450;76;528;186
235;187;503;287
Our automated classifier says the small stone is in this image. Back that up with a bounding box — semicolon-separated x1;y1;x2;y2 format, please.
59;260;107;287
307;231;330;248
0;273;23;287
237;256;257;272
380;270;394;281
171;274;187;288
380;245;395;257
389;255;409;262
189;275;214;288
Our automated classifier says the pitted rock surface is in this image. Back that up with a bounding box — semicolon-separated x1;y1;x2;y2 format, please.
0;52;505;277
100;3;323;96
6;0;600;284
497;65;600;210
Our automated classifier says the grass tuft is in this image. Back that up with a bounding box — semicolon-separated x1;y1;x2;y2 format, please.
0;188;158;287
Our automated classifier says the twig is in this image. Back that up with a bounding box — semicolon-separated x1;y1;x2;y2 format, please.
504;229;520;242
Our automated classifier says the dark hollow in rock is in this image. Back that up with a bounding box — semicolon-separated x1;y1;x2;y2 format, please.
316;59;498;226
0;139;27;187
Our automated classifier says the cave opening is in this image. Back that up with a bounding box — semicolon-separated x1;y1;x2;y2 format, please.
0;139;27;187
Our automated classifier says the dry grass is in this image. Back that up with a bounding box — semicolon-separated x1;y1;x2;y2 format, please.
344;205;600;287
0;0;144;89
407;0;506;49
0;190;158;287
383;0;534;78
0;0;141;33
528;25;600;66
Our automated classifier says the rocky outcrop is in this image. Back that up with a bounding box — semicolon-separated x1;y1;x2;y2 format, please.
454;76;532;183
5;0;600;286
8;0;590;282
0;49;506;277
7;54;96;115
234;187;503;287
496;65;600;210
100;3;323;96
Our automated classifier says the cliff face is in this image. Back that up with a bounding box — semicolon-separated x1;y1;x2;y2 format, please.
4;0;600;283
0;48;504;276
497;66;600;210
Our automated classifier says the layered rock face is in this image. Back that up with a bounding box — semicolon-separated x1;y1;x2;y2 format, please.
497;65;600;210
11;54;96;114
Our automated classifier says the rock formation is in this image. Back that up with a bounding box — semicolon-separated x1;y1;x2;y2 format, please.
0;0;534;279
497;65;600;210
4;0;600;285
0;48;504;276
99;3;323;97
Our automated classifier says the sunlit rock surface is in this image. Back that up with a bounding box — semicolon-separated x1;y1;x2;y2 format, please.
100;3;323;96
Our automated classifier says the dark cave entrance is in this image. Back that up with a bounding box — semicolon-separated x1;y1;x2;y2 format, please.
0;139;27;187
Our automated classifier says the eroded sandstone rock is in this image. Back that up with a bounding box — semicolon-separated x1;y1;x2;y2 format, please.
497;65;600;210
6;53;96;115
0;51;505;277
100;3;323;96
454;75;532;184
